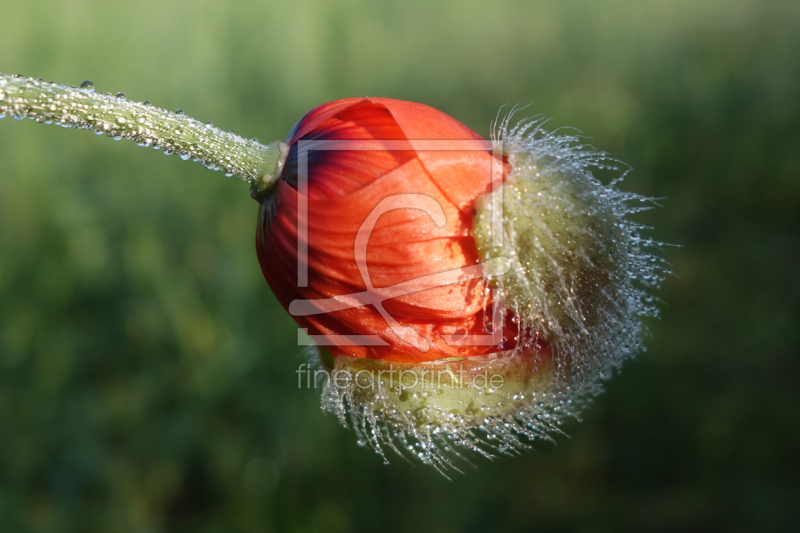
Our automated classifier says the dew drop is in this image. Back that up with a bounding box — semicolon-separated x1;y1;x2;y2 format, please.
80;80;95;92
175;109;184;116
116;92;126;101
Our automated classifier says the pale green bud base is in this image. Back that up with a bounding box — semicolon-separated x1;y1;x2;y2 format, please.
315;349;587;474
331;352;556;424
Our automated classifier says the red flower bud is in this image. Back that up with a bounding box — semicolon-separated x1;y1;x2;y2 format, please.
254;98;665;468
256;97;517;363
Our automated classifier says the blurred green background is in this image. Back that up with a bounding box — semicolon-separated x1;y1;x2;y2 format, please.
1;0;799;531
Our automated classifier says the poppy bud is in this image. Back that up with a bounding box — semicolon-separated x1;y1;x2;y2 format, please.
255;98;665;468
0;72;667;468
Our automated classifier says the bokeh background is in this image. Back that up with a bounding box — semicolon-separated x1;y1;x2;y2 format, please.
1;0;798;531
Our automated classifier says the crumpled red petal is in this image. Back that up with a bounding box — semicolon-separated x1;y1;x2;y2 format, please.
258;98;512;363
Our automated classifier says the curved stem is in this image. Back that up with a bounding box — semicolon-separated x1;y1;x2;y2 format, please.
0;73;286;189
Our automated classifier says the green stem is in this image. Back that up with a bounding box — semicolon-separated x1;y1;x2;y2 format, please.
0;73;286;190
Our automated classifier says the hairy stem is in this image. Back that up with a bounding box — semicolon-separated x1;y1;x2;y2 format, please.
0;73;286;188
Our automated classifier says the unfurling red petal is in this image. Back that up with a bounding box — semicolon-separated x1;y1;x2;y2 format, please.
257;98;511;362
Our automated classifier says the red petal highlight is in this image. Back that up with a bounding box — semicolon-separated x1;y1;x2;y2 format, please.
282;99;415;200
